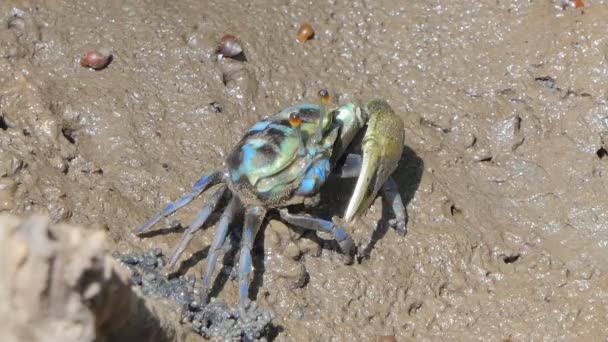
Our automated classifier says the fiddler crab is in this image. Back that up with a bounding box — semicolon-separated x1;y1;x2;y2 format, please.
135;90;407;307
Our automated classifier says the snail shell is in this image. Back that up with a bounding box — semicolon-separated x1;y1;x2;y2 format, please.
218;34;243;57
296;23;314;43
80;48;112;70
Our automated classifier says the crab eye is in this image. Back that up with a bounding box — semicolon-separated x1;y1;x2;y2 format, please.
318;89;329;106
288;111;302;128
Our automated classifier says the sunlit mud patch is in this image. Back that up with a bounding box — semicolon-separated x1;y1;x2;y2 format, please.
114;249;275;341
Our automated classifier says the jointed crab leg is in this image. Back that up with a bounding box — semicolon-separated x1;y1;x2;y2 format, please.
279;209;354;256
134;171;227;234
167;184;228;268
200;196;240;305
381;177;407;236
238;206;267;304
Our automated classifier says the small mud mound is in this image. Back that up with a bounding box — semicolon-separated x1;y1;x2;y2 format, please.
116;249;198;306
188;301;275;341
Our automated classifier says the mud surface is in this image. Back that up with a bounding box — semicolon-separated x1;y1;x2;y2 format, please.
2;0;608;340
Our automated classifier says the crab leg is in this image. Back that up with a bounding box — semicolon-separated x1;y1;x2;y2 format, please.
238;206;267;305
333;154;407;235
200;196;240;305
134;171;227;234
167;184;228;269
381;177;407;235
279;209;354;256
344;100;404;223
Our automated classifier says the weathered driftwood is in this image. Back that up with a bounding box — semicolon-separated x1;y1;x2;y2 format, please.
0;215;182;342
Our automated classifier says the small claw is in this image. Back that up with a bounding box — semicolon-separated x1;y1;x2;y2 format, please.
344;100;404;223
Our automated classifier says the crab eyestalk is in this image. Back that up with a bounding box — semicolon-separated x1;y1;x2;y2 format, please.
344;100;404;223
289;111;307;156
313;89;330;145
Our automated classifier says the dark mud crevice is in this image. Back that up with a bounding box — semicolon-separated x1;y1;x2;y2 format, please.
209;101;223;113
407;301;423;316
535;76;557;90
61;128;76;144
501;254;521;264
420;117;451;134
0;115;8;130
450;204;462;217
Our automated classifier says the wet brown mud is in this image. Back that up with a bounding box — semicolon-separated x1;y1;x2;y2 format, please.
1;0;608;340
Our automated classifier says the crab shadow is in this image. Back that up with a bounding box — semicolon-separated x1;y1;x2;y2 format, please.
314;145;424;261
138;223;185;238
362;145;423;259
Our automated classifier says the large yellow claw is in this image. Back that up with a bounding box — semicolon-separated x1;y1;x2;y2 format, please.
344;100;405;223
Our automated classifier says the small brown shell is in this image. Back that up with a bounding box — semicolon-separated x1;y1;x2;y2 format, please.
296;23;314;43
80;48;112;70
560;0;584;8
218;34;243;57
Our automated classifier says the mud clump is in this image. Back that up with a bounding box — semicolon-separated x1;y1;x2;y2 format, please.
116;249;275;341
188;301;274;341
116;249;198;306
